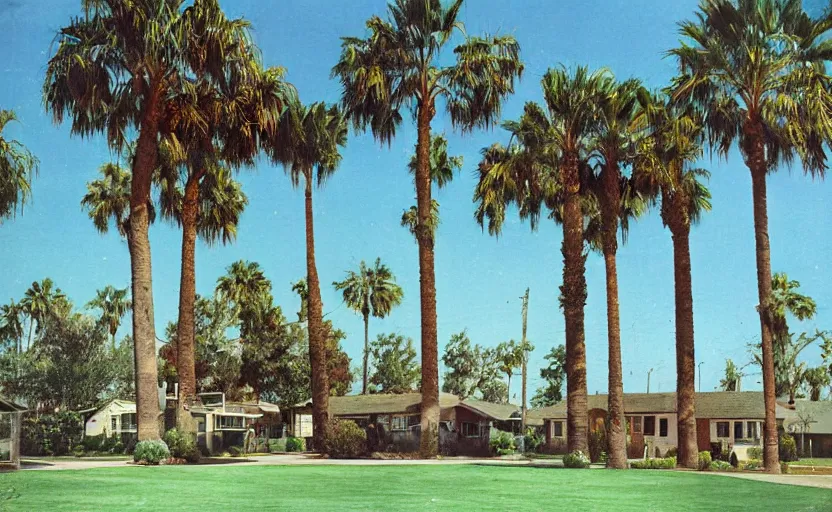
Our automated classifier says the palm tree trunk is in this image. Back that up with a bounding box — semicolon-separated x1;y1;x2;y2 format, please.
112;332;117;352
600;165;626;470
670;219;698;469
561;152;588;454
176;172;201;433
305;176;329;451
745;121;780;474
507;373;512;403
130;90;162;442
25;320;33;352
416;100;440;458
362;311;370;395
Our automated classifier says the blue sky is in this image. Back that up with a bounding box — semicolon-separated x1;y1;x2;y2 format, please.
1;0;830;401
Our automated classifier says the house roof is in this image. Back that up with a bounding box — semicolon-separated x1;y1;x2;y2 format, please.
528;391;769;421
779;400;832;434
325;392;461;416
0;395;26;413
458;399;522;422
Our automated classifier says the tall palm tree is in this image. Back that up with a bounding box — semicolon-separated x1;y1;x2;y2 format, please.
474;66;610;454
0;299;25;355
20;278;66;350
333;258;404;394
82;162;142;238
264;99;347;450
804;366;830;401
45;0;259;441
216;260;273;318
87;285;132;350
633;93;711;469
720;359;743;391
585;76;645;469
0;109;38;223
333;0;523;457
670;0;832;473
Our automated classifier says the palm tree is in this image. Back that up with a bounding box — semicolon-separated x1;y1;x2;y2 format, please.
804;367;830;401
671;0;832;473
584;75;645;469
0;299;25;355
45;0;259;441
401;201;441;241
82;162;145;238
720;359;743;391
495;340;522;403
216;260;273;317
0;109;38;223
633;93;711;469
20;278;66;350
87;285;132;350
333;258;404;394
264;99;347;450
333;0;523;457
474;66;610;454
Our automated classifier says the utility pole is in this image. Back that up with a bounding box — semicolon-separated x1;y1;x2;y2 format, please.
697;362;704;392
647;368;654;394
520;288;529;435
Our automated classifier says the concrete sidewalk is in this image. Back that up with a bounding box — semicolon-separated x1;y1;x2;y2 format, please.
700;469;832;490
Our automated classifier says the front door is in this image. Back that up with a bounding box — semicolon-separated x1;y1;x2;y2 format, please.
697;418;711;452
627;416;644;458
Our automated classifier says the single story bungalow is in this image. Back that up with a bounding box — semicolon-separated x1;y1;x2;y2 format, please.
81;399;136;440
287;393;524;455
528;391;772;459
0;395;26;469
778;400;832;457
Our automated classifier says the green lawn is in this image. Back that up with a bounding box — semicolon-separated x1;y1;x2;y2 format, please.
1;465;830;511
794;458;832;467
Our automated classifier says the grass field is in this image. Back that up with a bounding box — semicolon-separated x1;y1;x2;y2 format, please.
1;465;830;511
794;458;832;467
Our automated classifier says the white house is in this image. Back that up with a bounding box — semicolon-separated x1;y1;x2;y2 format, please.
81;399;137;438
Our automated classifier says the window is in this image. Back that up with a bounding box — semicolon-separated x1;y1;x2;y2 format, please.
121;413;136;431
716;421;730;438
553;421;563;438
461;422;481;438
734;421;744;440
216;415;245;430
644;416;656;436
747;421;758;440
630;416;642;434
196;418;206;433
391;416;408;431
111;416;118;432
659;418;668;437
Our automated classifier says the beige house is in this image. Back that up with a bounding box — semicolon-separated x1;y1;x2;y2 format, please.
82;399;137;438
529;391;771;459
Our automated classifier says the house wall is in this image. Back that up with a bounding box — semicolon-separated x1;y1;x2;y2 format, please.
800;433;832;458
708;419;762;460
542;413;678;457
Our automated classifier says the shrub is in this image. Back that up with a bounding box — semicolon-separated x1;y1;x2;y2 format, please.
780;462;790;474
524;428;544;454
743;459;762;471
729;451;739;468
324;419;367;459
747;446;762;460
20;412;83;456
72;445;85;458
489;431;516;456
630;457;676;469
81;435;103;453
779;434;798;462
655;446;662;459
286;437;305;453
664;447;677;458
162;429;200;463
229;445;244;457
588;430;606;463
698;450;712;471
709;460;733;471
133;440;170;465
562;450;591;469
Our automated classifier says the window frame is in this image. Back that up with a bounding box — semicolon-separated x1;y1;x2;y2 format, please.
553;421;563;438
644;416;656;436
391;415;408;432
716;421;730;438
734;421;744;441
659;417;668;438
461;422;481;438
111;416;118;432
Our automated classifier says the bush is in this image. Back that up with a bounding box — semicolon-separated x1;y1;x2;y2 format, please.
562;450;591;469
20;412;84;456
81;435;103;453
489;431;516;456
523;428;544;454
588;430;606;463
286;437;305;453
664;447;677;458
779;434;798;462
747;446;762;460
630;457;676;469
729;451;739;468
743;459;762;471
780;462;790;474
162;429;200;463
324;419;367;459
229;445;244;457
698;450;712;471
133;440;170;465
709;460;733;471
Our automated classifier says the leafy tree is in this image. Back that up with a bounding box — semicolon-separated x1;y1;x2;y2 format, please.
671;0;832;473
633;92;711;469
751;330;828;404
719;359;743;392
0;299;25;355
20;278;66;350
87;286;132;350
368;333;420;394
803;367;830;402
324;322;354;398
109;334;135;400
334;0;523;457
474;66;612;453
45;0;263;441
0;109;38;223
495;340;523;403
333;258;404;394
441;331;504;401
531;345;567;408
263;99;347;450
